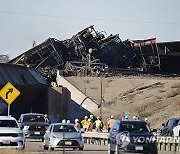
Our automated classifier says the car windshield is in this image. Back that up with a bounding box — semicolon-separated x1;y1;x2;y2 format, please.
0;120;18;128
168;118;180;127
53;125;78;133
22;115;45;123
120;122;150;133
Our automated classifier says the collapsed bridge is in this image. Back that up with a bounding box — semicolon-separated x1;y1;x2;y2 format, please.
9;25;180;79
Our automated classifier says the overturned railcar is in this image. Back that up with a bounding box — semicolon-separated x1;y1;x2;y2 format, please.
124;38;180;73
9;26;180;79
9;26;136;78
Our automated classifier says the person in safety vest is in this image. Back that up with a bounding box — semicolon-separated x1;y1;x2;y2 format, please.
94;116;102;132
107;115;115;132
81;115;88;131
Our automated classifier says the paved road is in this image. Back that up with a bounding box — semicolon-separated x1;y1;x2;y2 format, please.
25;140;107;154
2;140;177;154
24;140;179;154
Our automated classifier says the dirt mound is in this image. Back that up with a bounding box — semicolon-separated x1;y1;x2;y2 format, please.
65;76;180;129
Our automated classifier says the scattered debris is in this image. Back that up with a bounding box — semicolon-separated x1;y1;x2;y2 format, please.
9;25;180;81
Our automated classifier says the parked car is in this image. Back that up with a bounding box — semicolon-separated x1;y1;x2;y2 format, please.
43;123;84;150
160;118;180;136
0;116;25;149
173;121;180;137
18;113;49;140
108;119;158;154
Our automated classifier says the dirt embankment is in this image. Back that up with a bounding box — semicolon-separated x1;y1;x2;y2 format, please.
65;76;180;129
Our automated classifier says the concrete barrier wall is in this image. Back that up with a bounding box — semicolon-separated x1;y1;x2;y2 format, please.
56;71;98;113
48;87;67;122
82;132;180;152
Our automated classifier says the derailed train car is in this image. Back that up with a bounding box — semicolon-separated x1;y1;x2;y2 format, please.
124;38;180;73
9;25;180;79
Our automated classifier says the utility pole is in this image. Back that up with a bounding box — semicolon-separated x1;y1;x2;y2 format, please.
85;63;87;95
32;40;36;47
100;76;103;118
88;48;92;71
85;48;92;95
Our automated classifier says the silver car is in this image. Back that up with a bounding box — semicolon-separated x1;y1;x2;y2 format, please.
44;123;84;150
0;116;25;149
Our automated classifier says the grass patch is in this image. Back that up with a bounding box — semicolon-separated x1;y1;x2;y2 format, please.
130;101;160;118
166;89;180;98
166;83;180;98
131;103;149;115
171;83;180;89
171;98;180;110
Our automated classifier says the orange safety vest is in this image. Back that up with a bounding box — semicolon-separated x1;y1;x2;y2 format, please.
108;119;115;128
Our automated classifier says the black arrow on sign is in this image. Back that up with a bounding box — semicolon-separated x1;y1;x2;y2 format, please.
6;88;13;99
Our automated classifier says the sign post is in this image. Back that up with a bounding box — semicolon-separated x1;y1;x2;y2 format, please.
0;82;20;116
8;104;10;116
125;111;130;118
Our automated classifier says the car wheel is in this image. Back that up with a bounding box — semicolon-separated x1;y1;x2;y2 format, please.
151;150;158;154
44;145;48;150
108;143;114;154
79;147;83;150
48;144;54;151
21;144;25;150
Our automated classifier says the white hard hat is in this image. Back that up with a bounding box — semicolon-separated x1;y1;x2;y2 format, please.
75;119;79;122
133;116;136;119
90;114;93;118
62;119;66;123
145;118;148;121
67;120;70;123
88;118;91;122
110;115;114;119
125;116;128;119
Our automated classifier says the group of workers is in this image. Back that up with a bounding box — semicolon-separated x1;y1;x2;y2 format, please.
60;115;115;132
122;115;150;127
78;115;103;132
45;113;150;132
60;115;104;132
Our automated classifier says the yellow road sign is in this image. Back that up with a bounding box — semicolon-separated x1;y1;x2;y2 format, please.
0;82;20;105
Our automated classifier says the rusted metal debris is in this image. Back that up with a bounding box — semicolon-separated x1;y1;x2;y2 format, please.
9;25;180;80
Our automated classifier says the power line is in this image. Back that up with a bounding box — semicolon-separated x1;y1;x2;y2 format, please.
1;11;180;25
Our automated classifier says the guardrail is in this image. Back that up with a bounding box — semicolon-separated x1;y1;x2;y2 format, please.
158;136;180;152
82;132;180;152
82;132;109;145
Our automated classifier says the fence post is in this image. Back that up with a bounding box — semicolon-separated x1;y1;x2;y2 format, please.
158;142;161;151
103;139;106;145
167;143;171;151
88;137;91;144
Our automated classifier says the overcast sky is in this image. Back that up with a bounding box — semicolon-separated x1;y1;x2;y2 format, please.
1;0;180;59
